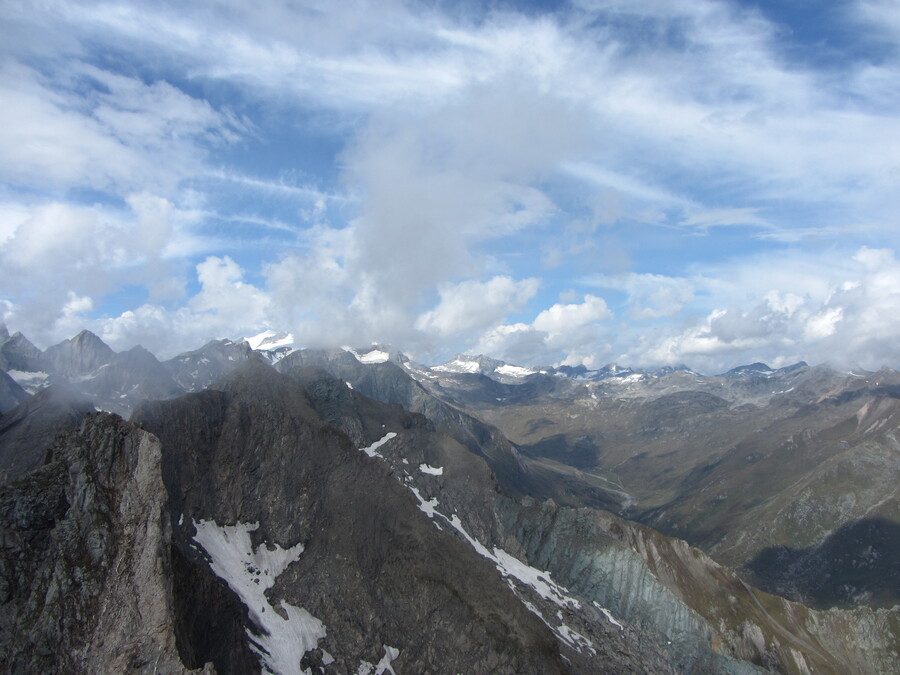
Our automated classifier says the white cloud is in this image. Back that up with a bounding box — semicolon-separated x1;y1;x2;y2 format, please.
1;0;899;374
0;195;202;347
190;256;269;320
804;307;843;342
623;247;900;371
472;294;614;366
0;61;236;196
533;295;612;337
415;277;539;337
89;256;269;357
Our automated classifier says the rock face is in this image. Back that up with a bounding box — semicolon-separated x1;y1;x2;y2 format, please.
0;370;28;414
275;349;531;495
163;339;259;392
42;330;115;378
285;363;899;675
0;332;44;373
79;345;185;415
0;413;211;674
1;334;897;674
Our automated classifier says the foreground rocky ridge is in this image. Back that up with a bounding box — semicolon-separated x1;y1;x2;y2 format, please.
0;413;211;673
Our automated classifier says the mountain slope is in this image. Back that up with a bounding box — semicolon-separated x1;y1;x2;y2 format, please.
425;360;900;613
0;370;28;413
275;348;533;496
132;361;595;674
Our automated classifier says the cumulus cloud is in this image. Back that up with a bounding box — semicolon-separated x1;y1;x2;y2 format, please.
473;294;614;366
532;295;612;337
415;277;539;337
84;256;270;357
0;195;205;347
625;247;900;372
247;64;588;354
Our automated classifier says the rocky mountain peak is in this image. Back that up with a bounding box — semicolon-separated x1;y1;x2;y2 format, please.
0;331;44;372
43;329;115;378
723;361;775;378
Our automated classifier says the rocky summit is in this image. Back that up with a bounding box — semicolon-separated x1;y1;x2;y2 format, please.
0;329;898;674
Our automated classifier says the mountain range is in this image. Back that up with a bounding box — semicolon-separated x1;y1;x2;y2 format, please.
0;325;897;674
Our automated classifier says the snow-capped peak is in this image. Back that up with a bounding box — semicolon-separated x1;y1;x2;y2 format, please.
343;345;392;364
432;354;505;375
242;330;294;351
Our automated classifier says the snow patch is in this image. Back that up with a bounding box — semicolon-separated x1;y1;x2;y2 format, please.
191;519;324;675
357;645;400;675
409;486;439;518
495;364;537;378
442;514;580;611
400;472;594;656
359;432;397;459
358;349;390;364
346;381;354;390
432;358;481;374
418;463;443;476
344;346;390;364
593;601;624;630
245;329;295;351
7;369;49;393
554;617;596;655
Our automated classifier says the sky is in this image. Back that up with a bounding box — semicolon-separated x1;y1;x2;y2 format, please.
1;0;899;373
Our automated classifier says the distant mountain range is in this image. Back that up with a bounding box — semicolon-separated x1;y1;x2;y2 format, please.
1;324;897;673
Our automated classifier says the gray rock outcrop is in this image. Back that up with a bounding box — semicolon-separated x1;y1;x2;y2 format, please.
0;413;212;673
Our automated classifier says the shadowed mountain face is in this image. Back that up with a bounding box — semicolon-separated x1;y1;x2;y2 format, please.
0;370;27;414
745;517;900;610
1;330;262;417
274;349;535;498
162;338;260;392
0;332;43;373
271;360;899;675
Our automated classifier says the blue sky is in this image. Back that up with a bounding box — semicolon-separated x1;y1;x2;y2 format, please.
1;0;898;372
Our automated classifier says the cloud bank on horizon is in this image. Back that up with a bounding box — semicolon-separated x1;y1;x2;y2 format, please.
1;0;899;372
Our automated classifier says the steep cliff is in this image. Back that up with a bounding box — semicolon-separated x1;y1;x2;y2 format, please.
0;413;211;673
